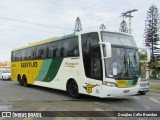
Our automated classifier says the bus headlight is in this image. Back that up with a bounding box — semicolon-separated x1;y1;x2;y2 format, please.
102;81;117;87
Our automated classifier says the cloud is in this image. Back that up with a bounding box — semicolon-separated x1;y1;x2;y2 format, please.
0;0;160;61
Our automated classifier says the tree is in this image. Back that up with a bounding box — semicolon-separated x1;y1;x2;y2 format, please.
144;5;160;61
99;24;106;29
74;17;82;32
119;19;128;33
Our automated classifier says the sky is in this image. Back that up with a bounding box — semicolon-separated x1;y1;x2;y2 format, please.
0;0;160;61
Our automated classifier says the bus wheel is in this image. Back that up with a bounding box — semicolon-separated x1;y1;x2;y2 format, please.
67;80;79;98
22;76;28;87
18;76;23;86
139;91;146;95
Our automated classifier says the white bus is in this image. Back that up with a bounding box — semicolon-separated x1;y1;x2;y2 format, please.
11;30;141;98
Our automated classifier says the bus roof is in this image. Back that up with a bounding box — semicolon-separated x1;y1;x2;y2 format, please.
12;29;133;51
12;33;76;51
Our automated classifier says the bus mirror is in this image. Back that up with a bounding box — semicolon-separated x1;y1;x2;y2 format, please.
99;42;111;59
138;47;151;62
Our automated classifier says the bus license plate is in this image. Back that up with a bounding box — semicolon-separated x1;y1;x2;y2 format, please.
123;90;130;93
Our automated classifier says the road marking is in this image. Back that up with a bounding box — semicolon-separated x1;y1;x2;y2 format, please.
109;117;117;120
149;98;160;104
55;117;88;120
126;107;134;111
94;108;104;111
55;117;62;120
23;117;33;120
132;96;140;100
143;105;151;110
105;108;114;111
36;106;47;111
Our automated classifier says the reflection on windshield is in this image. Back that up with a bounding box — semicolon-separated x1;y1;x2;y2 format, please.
105;47;140;79
101;32;137;47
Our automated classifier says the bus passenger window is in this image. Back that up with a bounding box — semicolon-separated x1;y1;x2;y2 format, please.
60;37;79;57
48;42;60;58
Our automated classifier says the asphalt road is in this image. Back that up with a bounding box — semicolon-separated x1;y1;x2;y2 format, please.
0;80;159;120
148;79;160;83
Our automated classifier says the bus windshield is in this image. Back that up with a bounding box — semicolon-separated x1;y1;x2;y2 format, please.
101;32;140;79
101;32;137;47
105;47;140;79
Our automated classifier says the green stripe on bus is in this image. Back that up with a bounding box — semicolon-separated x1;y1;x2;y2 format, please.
126;79;138;87
36;58;63;82
36;59;52;81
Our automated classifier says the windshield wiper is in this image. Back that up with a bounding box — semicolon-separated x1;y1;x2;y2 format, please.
116;53;128;77
128;57;139;78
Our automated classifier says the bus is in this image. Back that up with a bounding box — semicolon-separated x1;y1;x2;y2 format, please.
11;30;142;98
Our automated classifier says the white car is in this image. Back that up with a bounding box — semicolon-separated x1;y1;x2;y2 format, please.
137;77;149;95
0;69;11;80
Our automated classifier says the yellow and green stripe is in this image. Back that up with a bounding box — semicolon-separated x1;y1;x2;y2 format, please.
36;58;63;82
116;79;138;88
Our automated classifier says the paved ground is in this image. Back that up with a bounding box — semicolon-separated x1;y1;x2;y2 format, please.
0;80;159;120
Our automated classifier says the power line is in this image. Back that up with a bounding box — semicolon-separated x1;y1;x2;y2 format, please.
0;17;73;31
57;0;124;13
0;23;56;33
0;0;121;15
53;1;120;14
61;0;127;12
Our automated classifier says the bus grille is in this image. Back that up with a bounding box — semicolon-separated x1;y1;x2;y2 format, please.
140;82;148;87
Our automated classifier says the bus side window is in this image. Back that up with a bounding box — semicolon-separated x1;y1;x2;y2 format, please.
27;47;36;60
67;37;79;57
11;51;15;61
90;48;102;79
15;50;22;61
48;42;60;58
21;49;27;61
81;32;102;80
37;44;47;59
60;37;79;57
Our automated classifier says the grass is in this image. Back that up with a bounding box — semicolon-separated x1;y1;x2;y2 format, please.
149;82;160;93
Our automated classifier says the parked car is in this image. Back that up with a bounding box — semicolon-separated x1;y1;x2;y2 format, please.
137;77;149;95
0;69;11;80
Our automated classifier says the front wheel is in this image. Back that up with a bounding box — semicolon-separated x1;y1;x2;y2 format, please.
67;80;79;98
139;91;146;95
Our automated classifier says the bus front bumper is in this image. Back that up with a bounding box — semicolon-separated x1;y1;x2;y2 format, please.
100;85;139;98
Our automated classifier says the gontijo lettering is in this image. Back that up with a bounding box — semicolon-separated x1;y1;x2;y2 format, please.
21;62;37;68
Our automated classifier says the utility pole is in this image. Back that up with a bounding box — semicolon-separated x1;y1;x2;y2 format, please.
74;17;82;32
121;9;138;34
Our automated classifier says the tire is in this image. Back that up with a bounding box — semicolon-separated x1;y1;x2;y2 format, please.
18;76;23;86
139;91;146;95
22;76;28;87
67;80;79;98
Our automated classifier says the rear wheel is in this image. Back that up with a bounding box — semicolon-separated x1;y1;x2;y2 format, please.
22;76;28;87
67;80;79;98
18;76;23;86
